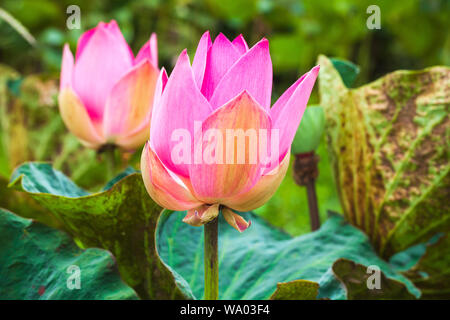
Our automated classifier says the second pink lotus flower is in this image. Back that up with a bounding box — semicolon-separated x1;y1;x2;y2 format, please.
59;20;159;150
141;32;319;231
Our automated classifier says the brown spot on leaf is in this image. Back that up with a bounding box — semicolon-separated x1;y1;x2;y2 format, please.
38;286;45;296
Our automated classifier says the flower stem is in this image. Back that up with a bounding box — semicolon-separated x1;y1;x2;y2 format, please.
292;152;321;231
104;145;116;182
305;180;320;231
204;217;219;300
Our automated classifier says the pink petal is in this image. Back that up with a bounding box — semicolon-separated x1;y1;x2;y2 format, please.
150;50;212;178
183;204;219;227
76;21;133;61
115;125;151;151
141;142;202;211
103;20;134;60
222;208;251;232
201;33;241;101
232;34;249;55
75;28;95;60
73;26;133;122
60;44;74;91
222;151;290;211
149;33;158;65
149;68;168;136
191;31;212;90
103;60;159;146
135;33;158;68
271;65;320;160
58;87;105;149
188;91;271;203
271;73;308;115
209;38;272;111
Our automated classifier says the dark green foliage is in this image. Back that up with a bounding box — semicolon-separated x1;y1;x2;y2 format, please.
318;55;450;257
9;162;194;299
270;280;319;300
157;211;420;299
330;58;360;88
8;164;429;300
332;259;416;299
0;208;138;299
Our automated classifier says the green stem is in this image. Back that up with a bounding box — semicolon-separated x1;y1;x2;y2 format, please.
292;152;321;231
306;180;320;231
104;146;116;181
204;217;219;300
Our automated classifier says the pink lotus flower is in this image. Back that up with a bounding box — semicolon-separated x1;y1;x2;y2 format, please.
141;32;319;231
59;20;159;150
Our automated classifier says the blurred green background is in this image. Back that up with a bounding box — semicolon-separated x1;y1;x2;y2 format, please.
0;0;448;235
1;0;449;89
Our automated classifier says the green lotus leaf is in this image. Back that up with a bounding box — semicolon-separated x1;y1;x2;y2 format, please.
318;55;450;257
9;162;193;300
269;280;319;300
291;105;325;154
9;163;425;300
402;234;450;299
0;208;138;299
332;258;416;299
157;211;420;299
330;57;360;88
